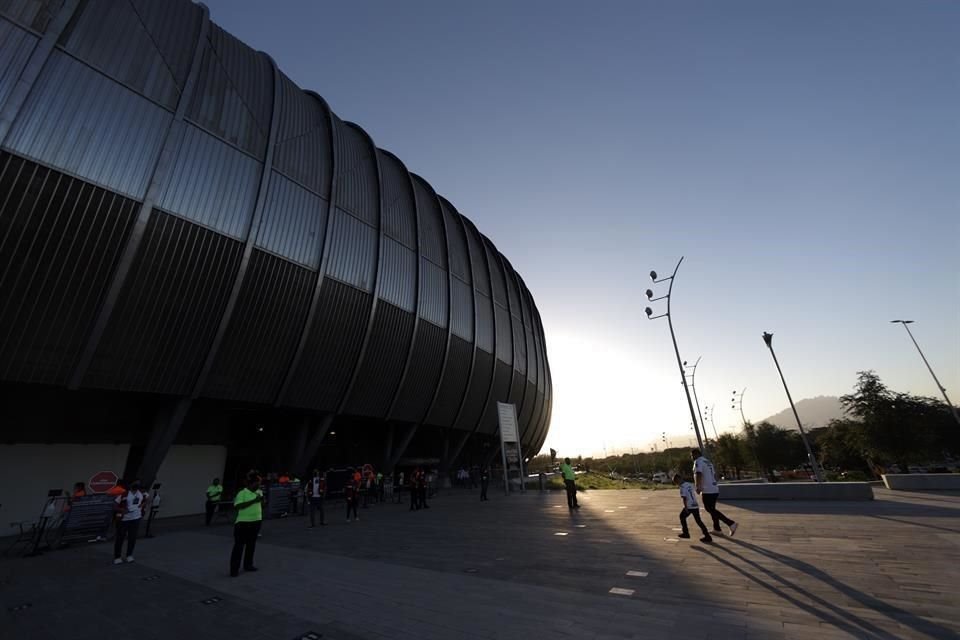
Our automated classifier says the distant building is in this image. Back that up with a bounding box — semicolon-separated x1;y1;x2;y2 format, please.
0;0;551;522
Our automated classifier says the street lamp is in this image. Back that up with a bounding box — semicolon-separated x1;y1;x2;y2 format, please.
645;257;707;454
761;332;824;482
684;356;712;443
890;320;960;426
731;388;747;426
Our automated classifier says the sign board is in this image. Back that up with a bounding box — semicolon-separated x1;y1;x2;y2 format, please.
497;402;520;443
496;403;525;495
89;470;118;493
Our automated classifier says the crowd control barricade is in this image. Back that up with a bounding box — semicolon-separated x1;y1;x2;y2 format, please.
47;494;116;549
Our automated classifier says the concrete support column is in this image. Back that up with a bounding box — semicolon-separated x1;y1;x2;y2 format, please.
387;423;418;471
136;398;192;488
293;414;333;475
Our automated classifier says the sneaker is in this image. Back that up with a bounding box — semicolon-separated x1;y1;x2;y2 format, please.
677;532;691;539
125;556;135;563
347;518;351;522
729;522;738;537
355;516;360;521
700;536;713;543
713;528;723;534
113;558;123;565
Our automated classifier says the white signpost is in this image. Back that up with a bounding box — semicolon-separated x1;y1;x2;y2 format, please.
497;402;525;495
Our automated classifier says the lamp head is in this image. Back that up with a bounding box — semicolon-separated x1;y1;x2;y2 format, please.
649;270;658;282
645;307;653;318
762;332;774;348
645;289;654;300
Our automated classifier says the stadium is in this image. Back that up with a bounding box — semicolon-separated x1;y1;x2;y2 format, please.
0;0;551;521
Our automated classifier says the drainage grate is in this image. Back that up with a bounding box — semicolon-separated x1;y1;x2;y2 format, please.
201;597;223;605
8;603;31;613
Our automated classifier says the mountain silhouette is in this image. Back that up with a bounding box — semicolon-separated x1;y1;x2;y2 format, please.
761;395;846;430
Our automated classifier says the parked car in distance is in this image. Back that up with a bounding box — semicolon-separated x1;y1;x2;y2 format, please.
652;472;670;484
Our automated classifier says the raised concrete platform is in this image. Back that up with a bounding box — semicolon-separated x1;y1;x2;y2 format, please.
883;473;960;491
719;481;874;500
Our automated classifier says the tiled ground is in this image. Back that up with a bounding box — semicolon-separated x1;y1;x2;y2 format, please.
2;486;958;639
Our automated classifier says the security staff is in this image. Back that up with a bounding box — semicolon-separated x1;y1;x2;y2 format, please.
560;458;579;509
205;478;223;526
479;466;490;501
230;474;264;577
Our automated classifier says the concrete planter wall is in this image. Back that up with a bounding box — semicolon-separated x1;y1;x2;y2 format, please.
719;482;874;501
882;474;960;491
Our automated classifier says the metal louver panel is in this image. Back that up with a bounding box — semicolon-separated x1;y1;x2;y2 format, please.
426;335;471;428
333;119;378;226
379;150;416;249
390;320;446;423
60;0;180;109
0;153;138;385
325;208;377;292
273;75;331;196
413;176;445;267
442;199;470;283
463;220;490;295
4;50;172;200
343;301;415;419
157;123;261;239
475;291;494;353
128;0;202;89
83;211;243;395
0;18;35;108
202;249;313;404
280;278;371;411
450;278;473;341
187;24;270;158
379;238;416;312
256;171;326;269
0;0;63;33
418;259;447;327
457;349;493;430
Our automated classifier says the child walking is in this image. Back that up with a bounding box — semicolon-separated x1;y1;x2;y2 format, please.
673;473;712;543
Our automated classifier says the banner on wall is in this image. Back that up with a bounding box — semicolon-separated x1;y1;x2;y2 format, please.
497;402;525;495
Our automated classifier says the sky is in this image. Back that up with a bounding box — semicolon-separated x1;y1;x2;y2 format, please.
202;0;960;457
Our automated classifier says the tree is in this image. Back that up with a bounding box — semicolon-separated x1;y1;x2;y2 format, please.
714;434;746;479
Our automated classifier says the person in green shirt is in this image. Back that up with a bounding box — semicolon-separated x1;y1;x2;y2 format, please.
560;458;579;510
230;474;264;577
205;478;223;526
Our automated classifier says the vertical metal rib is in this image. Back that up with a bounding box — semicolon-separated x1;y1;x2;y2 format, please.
0;0;79;144
467;237;500;435
510;269;533;446
68;4;210;389
449;213;478;430
496;252;517;436
384;158;422;420
337;124;383;412
190;54;281;398
274;91;338;406
418;190;454;426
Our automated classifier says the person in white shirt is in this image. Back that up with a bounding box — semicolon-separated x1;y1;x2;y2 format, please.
673;473;712;542
113;479;145;565
692;449;738;536
307;469;326;528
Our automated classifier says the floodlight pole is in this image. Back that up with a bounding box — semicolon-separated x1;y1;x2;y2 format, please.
891;320;960;426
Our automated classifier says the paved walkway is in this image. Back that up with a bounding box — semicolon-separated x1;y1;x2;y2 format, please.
2;487;958;639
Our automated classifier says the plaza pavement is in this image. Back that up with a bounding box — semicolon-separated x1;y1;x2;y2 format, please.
2;485;958;639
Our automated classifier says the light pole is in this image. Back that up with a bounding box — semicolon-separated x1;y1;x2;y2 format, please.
731;388;747;426
762;332;824;482
645;257;707;454
684;356;709;445
702;404;719;440
890;320;960;426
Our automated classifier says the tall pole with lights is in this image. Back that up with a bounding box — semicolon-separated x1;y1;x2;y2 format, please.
684;356;709;444
762;332;824;482
731;388;747;426
645;257;707;454
890;320;960;426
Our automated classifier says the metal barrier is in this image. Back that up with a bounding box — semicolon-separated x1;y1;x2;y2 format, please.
48;494;116;548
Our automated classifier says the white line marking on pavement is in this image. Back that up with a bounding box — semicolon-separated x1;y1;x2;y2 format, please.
609;588;634;596
554;532;568;536
626;571;649;577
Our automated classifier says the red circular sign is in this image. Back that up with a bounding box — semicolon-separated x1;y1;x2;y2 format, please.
89;471;118;493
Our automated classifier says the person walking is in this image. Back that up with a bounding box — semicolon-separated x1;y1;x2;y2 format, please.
416;467;429;509
692;448;738;536
345;479;359;522
479;466;490;501
205;478;223;526
409;469;419;511
560;458;579;509
307;469;326;528
673;473;712;543
112;480;145;565
230;473;264;577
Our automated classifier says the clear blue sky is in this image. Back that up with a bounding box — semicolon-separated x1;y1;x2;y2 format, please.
203;0;959;456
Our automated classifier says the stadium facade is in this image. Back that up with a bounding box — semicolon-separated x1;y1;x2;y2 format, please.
0;0;551;520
